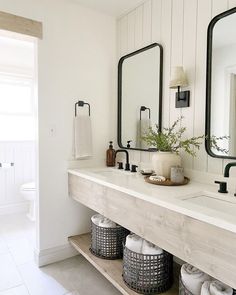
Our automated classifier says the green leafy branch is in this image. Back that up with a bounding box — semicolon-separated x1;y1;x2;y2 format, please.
209;135;230;154
142;116;229;157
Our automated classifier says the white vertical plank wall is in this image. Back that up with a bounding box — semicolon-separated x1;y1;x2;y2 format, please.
0;141;36;207
192;0;211;172
181;0;198;170
117;0;236;175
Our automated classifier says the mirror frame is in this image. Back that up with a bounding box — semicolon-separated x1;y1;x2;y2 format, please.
205;7;236;159
117;43;163;152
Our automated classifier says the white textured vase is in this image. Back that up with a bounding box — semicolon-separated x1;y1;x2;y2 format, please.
152;151;181;178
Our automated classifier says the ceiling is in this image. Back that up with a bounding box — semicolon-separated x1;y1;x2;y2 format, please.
73;0;146;17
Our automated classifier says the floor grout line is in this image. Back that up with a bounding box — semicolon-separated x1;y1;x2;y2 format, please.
0;214;36;295
0;283;25;294
0;214;121;295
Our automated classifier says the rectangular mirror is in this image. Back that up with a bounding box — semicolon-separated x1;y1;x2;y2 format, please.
206;7;236;159
118;43;163;151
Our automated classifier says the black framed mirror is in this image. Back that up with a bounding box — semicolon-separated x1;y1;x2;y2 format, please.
206;7;236;159
118;43;163;151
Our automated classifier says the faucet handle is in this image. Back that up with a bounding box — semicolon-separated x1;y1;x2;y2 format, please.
117;162;123;170
125;163;130;171
215;181;228;193
131;165;138;173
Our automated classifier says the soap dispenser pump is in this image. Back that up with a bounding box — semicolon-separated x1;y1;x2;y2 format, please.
106;141;116;167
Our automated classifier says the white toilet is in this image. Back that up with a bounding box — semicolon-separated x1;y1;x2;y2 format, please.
20;182;36;221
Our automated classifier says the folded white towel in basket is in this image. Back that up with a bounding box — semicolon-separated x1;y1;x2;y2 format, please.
91;214;104;226
181;263;210;295
142;240;163;255
98;217;117;228
125;234;143;254
201;281;233;295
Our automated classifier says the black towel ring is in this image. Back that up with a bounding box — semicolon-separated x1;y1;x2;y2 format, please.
140;106;151;120
75;100;91;117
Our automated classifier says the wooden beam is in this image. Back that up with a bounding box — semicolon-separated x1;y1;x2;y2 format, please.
0;11;42;39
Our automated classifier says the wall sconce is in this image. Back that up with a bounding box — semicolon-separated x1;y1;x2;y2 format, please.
170;66;190;108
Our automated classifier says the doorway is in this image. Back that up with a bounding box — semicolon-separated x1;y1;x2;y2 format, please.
0;29;38;277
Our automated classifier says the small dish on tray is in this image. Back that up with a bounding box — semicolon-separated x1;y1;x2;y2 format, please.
140;169;154;176
144;175;189;186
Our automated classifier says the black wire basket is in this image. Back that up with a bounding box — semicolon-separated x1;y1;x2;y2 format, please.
122;245;173;294
90;221;129;260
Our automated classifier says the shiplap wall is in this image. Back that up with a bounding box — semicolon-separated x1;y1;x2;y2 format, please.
117;0;236;176
0;141;36;208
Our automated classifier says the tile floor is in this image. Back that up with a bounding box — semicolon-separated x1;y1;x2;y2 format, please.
0;213;121;295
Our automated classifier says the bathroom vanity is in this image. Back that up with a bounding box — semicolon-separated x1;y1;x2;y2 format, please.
68;168;236;293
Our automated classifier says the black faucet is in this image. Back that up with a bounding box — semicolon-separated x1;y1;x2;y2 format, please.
215;162;236;194
115;149;130;171
220;162;236;196
224;162;236;177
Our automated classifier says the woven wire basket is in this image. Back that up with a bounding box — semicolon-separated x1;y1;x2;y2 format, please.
179;276;193;295
122;246;173;294
90;221;129;260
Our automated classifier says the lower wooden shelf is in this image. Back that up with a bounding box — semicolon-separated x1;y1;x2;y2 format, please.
68;234;179;295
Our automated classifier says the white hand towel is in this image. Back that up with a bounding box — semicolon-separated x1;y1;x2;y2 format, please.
125;234;143;254
136;119;151;149
142;240;163;255
98;217;116;228
181;263;211;295
91;214;104;226
201;281;233;295
74;116;93;159
141;119;151;149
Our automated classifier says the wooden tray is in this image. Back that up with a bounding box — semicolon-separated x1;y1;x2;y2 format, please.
144;176;190;186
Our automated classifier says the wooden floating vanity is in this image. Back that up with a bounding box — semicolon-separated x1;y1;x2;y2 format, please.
68;168;236;290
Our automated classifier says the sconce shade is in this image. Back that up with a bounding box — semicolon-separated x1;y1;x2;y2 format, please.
170;66;188;88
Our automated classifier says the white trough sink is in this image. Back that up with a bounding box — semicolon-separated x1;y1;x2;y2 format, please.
180;192;236;217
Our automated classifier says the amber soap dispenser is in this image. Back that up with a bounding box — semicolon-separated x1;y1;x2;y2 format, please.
106;141;116;167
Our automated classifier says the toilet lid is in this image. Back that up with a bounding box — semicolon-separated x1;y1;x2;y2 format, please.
21;182;36;191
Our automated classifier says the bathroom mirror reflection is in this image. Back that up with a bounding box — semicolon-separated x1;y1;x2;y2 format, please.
118;43;163;151
206;7;236;159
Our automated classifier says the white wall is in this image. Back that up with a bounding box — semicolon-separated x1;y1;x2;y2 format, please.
116;0;236;176
0;0;116;256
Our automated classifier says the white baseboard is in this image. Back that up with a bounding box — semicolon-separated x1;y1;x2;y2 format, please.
0;202;28;215
35;242;78;267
